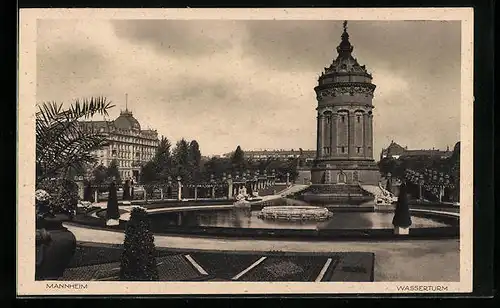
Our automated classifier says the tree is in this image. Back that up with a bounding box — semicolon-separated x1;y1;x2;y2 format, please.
153;136;172;180
378;157;397;177
92;164;108;186
231;145;246;172
36;97;114;183
119;207;159;281
172;138;191;182
448;142;460;202
202;157;231;180
140;161;158;184
106;159;121;183
188;140;202;183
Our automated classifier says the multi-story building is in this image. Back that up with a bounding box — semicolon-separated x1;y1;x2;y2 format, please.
80;108;159;182
380;141;453;161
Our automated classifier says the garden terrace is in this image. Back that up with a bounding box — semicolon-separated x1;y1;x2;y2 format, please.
60;242;376;282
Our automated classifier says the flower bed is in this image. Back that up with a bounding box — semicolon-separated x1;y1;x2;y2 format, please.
238;256;328;282
189;252;262;280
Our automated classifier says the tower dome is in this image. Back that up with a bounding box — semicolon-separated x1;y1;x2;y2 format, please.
114;109;141;130
317;21;374;91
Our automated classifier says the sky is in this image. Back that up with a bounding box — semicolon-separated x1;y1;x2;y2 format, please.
36;19;461;157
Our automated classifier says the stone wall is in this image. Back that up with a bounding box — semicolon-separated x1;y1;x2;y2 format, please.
311;168;380;186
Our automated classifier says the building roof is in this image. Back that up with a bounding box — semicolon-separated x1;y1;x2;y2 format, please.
400;150;452;158
114;109;141;130
381;141;406;156
381;140;454;159
320;21;372;78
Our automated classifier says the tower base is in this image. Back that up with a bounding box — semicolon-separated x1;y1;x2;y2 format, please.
297;159;381;206
310;159;381;185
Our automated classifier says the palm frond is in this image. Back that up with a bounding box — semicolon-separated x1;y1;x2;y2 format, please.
36;97;115;182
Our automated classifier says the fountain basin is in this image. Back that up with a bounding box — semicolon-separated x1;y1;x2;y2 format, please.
258;206;333;221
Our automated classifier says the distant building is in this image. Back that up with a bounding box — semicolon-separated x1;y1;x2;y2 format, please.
80;108;159;181
222;149;316;162
380;141;453;161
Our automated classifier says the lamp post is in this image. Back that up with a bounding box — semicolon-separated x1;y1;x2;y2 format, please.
286;172;290;186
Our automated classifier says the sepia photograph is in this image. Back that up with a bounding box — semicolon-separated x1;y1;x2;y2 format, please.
18;8;474;295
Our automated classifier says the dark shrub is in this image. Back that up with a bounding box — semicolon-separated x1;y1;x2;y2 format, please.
119;207;159;281
392;181;412;228
123;180;131;200
106;181;120;220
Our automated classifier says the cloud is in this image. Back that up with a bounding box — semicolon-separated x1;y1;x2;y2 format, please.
111;20;240;58
36;19;461;156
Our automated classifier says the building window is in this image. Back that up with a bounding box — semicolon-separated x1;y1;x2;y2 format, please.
341;147;345;153
357;147;361;153
326;117;331;124
112;150;117;156
341;116;345;123
357;116;361;123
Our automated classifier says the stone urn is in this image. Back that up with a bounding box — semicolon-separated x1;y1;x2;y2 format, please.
35;214;77;280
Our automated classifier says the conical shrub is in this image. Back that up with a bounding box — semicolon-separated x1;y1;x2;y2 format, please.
392;181;412;228
119;207;159;281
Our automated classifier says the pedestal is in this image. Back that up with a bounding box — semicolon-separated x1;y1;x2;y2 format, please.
394;227;410;235
106;219;120;226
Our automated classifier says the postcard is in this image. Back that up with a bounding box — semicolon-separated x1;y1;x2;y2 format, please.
18;7;473;296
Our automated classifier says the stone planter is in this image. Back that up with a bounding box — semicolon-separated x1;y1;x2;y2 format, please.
393;226;410;235
35;214;76;280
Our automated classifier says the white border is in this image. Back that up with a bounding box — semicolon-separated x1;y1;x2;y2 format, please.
18;8;474;295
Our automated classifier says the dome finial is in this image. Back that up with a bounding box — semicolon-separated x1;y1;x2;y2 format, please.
336;20;353;57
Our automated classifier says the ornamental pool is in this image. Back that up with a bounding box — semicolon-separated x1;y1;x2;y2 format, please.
147;201;451;231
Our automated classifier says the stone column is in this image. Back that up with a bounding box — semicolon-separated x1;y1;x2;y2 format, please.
177;179;182;200
331;113;338;156
322;114;328;156
94;190;98;203
368;113;374;158
316;114;322;157
227;176;233;199
363;112;369;158
286;173;290;186
194;185;198;200
160;188;164;200
348;112;356;158
211;185;215;199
